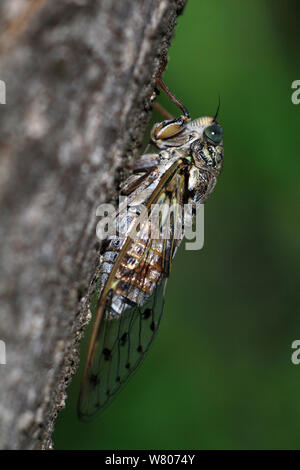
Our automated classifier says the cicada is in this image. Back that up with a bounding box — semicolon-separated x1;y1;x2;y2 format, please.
78;64;224;420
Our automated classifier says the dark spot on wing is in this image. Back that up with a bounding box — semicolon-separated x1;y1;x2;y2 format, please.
89;374;99;387
119;332;127;345
150;321;155;331
143;308;152;319
103;348;112;361
137;345;143;353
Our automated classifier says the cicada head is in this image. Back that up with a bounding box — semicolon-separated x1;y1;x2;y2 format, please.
151;114;223;175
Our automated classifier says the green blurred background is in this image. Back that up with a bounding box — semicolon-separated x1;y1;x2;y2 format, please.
54;0;300;449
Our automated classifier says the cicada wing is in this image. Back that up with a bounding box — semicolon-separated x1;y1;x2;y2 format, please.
78;162;186;421
78;274;167;421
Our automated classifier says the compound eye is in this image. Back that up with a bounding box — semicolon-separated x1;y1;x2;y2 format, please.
204;124;223;144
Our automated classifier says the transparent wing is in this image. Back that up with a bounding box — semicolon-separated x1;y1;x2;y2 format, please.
78;271;167;420
78;161;186;421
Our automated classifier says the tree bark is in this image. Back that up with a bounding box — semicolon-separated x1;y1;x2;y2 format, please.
0;0;187;450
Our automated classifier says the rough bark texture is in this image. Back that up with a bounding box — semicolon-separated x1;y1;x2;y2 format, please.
0;0;187;450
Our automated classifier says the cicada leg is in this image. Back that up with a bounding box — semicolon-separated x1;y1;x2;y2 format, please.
152;102;174;120
156;56;190;119
151;57;190;121
149;57;192;149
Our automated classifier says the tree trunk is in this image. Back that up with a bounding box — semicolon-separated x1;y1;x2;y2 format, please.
0;0;187;450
